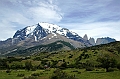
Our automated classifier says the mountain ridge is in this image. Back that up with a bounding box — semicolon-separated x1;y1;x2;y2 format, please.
0;22;116;56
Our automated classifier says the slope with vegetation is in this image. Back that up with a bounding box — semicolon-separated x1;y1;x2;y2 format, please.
5;40;75;56
0;41;120;79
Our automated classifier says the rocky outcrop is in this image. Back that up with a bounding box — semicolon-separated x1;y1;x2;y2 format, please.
96;37;116;45
89;37;95;46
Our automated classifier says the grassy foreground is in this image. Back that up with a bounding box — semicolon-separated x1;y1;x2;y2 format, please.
0;68;120;79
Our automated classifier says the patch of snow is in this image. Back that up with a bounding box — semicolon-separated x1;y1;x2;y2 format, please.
76;36;79;37
71;32;77;35
26;25;37;35
40;37;47;40
17;35;20;37
39;22;62;33
52;33;57;37
34;35;37;41
49;38;51;40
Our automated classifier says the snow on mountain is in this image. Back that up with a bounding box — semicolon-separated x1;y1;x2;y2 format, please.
13;22;80;40
38;22;62;33
12;22;92;47
26;25;37;35
38;22;77;37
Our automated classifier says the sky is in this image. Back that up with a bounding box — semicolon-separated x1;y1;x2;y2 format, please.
0;0;120;41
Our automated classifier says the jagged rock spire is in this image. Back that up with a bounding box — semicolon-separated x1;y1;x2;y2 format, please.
83;34;88;40
89;37;95;46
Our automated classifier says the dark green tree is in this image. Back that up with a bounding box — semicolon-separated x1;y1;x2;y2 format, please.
25;61;33;71
97;54;117;72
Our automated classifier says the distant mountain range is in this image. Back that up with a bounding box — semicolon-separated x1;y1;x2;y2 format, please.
83;34;116;45
0;22;116;56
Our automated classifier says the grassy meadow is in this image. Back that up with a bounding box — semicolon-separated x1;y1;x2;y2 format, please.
0;68;120;79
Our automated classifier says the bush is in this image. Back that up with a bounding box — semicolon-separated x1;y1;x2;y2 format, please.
72;70;79;72
31;67;36;71
6;70;11;73
107;68;119;72
50;69;77;79
77;71;81;74
17;73;25;77
117;63;120;70
31;73;39;76
86;67;94;71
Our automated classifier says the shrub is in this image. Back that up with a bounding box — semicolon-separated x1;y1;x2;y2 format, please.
31;73;39;76
31;67;36;71
86;67;94;71
50;69;77;79
107;68;119;72
117;63;120;70
6;70;11;73
77;71;81;74
72;70;79;72
17;73;25;77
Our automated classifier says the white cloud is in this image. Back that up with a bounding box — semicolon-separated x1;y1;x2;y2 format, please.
28;5;62;23
0;22;16;40
59;21;120;41
0;0;63;40
0;0;120;41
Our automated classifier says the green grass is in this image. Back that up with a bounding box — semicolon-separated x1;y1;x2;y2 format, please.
0;70;37;79
78;71;120;79
1;41;120;79
0;69;120;79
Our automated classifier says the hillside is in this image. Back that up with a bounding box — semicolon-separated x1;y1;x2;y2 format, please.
5;40;75;56
29;41;120;67
0;41;120;79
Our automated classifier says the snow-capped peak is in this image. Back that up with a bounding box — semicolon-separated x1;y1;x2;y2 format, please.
38;22;62;33
13;22;81;43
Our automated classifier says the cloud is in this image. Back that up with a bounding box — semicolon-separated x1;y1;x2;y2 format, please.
0;22;16;40
0;0;63;40
59;0;120;23
0;0;120;41
27;0;63;23
59;21;120;41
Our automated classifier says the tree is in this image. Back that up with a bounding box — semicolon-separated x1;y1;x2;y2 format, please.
97;54;117;72
25;61;33;71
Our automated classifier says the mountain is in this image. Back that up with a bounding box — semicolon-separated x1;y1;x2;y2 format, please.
11;22;91;48
82;34;116;46
12;22;90;46
89;37;95;46
0;22;90;55
96;37;116;45
0;22;117;56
